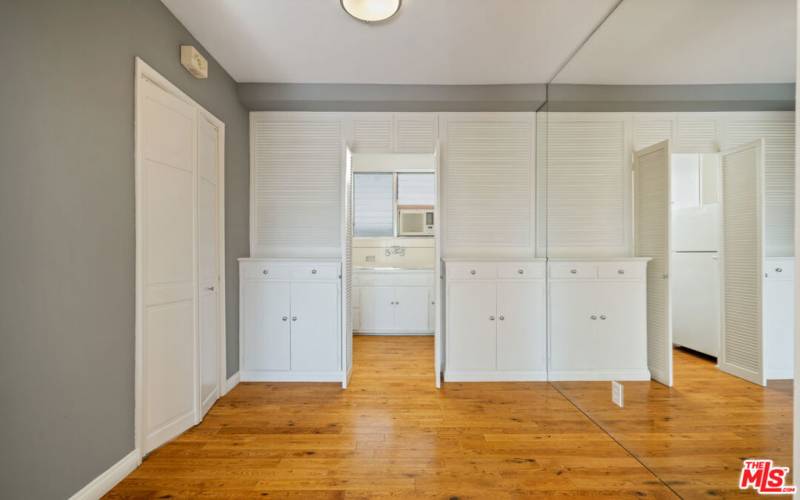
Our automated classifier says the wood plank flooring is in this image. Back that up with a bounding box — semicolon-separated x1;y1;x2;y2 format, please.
108;339;792;499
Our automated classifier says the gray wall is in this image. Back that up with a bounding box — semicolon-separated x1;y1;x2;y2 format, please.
0;1;248;498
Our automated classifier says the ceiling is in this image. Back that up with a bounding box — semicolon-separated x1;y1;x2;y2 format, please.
553;0;796;84
160;0;618;84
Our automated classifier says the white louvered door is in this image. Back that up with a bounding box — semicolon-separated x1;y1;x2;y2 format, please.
434;142;443;387
440;113;535;256
342;146;354;388
719;140;766;386
250;113;342;257
634;140;673;386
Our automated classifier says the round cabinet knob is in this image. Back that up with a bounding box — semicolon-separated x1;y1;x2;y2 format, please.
517;269;524;275
776;267;783;273
311;269;318;274
291;316;297;322
470;270;477;275
600;315;607;320
498;315;505;321
262;269;269;275
590;315;597;320
617;269;625;275
570;269;578;274
282;316;288;322
489;315;495;321
396;301;400;305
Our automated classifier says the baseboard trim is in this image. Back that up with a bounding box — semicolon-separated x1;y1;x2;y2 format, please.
444;370;547;382
241;370;343;382
355;331;434;336
548;369;651;381
69;449;141;500
224;372;240;395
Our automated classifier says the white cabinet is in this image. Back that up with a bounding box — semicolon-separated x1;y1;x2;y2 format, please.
239;259;341;381
349;113;438;154
444;259;547;381
764;258;795;380
353;270;434;334
548;259;650;381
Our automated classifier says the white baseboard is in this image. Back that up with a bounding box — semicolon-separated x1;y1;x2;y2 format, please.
241;370;343;382
223;372;240;395
444;370;547;382
355;331;434;336
547;369;651;381
69;449;141;500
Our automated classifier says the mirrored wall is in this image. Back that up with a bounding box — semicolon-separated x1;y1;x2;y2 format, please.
538;0;796;496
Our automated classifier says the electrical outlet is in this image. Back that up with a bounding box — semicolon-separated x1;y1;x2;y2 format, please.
611;381;624;408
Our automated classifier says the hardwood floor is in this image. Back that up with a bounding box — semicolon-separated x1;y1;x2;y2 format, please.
108;338;792;499
553;348;794;499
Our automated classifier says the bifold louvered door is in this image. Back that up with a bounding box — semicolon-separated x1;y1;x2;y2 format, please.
719;140;766;386
341;147;353;388
634;140;673;387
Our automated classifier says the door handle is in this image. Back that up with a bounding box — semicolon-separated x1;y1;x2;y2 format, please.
498;315;505;321
282;316;288;322
205;286;215;291
291;316;297;322
600;315;607;321
489;315;495;321
590;315;598;320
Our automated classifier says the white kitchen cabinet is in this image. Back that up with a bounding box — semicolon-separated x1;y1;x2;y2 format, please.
239;259;341;381
353;269;434;334
764;258;795;380
548;259;650;381
444;259;547;381
349;113;438;154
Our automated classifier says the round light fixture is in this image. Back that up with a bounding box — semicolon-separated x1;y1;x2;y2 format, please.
341;0;402;23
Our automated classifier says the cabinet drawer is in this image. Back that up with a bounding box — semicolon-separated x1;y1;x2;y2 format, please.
242;263;291;280
446;263;497;280
549;262;597;279
498;262;545;279
291;264;339;280
597;262;644;280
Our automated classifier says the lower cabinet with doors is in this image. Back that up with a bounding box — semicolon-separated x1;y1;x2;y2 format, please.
548;259;651;381
353;269;434;334
444;259;547;381
239;258;341;381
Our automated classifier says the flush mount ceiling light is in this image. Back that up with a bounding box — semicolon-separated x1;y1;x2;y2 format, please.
341;0;402;23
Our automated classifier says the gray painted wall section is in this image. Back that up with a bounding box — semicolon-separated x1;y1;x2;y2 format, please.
545;83;796;111
0;1;248;498
238;82;547;111
238;82;795;112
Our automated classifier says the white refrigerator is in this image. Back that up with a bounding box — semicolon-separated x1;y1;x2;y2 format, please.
670;154;721;358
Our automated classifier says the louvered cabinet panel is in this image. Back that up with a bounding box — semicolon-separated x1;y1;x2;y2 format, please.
251;114;343;255
633;113;675;150
441;114;534;253
676;114;720;153
544;116;629;253
722;115;795;256
395;113;438;153
352;114;394;153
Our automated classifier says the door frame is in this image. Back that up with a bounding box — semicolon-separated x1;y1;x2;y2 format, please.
134;57;227;454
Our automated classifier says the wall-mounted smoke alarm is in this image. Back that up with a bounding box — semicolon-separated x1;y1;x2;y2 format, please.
180;45;208;79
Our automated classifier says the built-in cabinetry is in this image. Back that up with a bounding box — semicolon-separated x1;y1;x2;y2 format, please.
239;259;341;381
764;258;795;380
353;269;434;334
444;259;547;381
548;259;651;381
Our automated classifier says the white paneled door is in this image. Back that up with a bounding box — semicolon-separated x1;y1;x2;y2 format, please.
634;140;673;386
139;77;197;454
198;116;222;417
719;140;766;386
136;59;226;456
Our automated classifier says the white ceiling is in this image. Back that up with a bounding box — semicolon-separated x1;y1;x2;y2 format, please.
553;0;796;84
160;0;619;84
